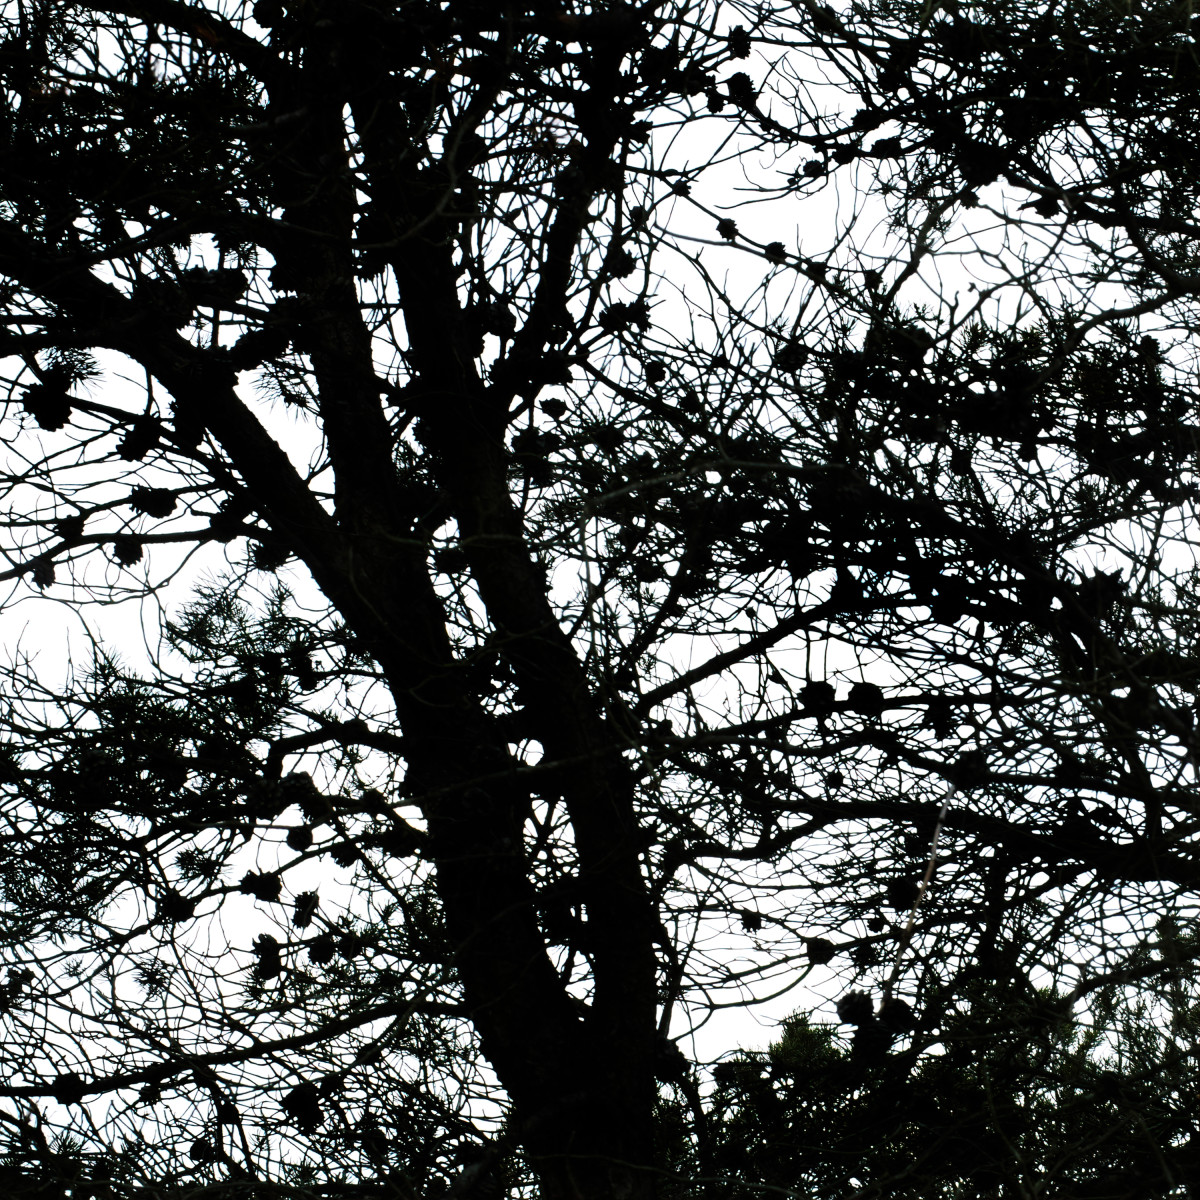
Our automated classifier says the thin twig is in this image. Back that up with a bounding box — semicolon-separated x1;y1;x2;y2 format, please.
883;782;957;1004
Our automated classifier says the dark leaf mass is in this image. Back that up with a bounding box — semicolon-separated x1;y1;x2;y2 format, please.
281;1083;323;1134
806;937;837;965
292;890;319;929
240;872;282;903
285;825;314;852
128;487;177;518
886;877;921;911
836;991;876;1026
252;934;283;982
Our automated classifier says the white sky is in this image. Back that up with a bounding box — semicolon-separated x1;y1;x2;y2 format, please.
3;9;1193;1164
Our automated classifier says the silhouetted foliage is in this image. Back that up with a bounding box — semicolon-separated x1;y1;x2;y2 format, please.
706;963;1200;1199
1;0;1199;1197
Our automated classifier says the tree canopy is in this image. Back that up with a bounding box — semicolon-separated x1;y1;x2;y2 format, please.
2;0;1200;1196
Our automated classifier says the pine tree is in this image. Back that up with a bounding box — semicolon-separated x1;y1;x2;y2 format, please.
1;0;1199;1196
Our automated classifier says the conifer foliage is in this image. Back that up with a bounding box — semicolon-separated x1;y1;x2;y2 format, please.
1;0;1200;1196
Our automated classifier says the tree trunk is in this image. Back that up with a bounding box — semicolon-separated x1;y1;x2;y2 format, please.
241;14;663;1192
